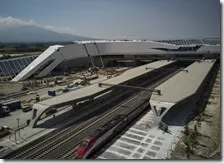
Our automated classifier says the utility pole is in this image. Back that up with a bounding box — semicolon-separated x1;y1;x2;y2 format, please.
14;132;18;144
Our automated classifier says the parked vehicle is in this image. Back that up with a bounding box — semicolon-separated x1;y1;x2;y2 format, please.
0;99;21;111
27;91;36;95
68;83;75;88
62;87;69;93
22;106;32;112
48;90;56;96
0;106;10;117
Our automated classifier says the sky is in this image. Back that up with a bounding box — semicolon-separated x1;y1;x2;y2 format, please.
0;0;221;40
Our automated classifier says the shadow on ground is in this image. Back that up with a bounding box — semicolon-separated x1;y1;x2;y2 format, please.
162;62;219;127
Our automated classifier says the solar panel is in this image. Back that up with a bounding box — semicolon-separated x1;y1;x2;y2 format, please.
23;58;29;64
21;58;28;65
27;57;33;63
0;62;5;76
26;57;32;65
17;59;26;69
8;61;17;75
4;61;14;75
13;59;23;72
0;55;38;77
0;62;7;76
8;60;16;71
17;60;25;71
156;38;220;45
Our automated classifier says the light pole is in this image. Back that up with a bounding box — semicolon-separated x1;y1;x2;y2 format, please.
6;127;18;144
16;118;20;137
14;132;18;144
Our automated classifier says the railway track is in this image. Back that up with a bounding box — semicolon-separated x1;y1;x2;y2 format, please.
4;63;187;159
41;93;150;159
62;68;183;159
53;69;182;160
4;87;134;159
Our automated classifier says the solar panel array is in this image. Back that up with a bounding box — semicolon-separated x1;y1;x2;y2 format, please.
156;39;220;45
0;55;38;79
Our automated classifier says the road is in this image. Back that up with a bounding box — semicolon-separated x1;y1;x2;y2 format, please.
0;75;108;130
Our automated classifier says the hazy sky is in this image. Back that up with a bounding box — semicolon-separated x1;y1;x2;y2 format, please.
0;0;221;39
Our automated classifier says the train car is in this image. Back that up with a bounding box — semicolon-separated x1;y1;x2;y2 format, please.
74;135;100;159
74;100;149;159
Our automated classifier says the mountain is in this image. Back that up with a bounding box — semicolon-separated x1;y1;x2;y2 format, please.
0;25;94;43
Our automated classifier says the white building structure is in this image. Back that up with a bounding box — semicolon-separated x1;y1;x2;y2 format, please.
12;39;220;81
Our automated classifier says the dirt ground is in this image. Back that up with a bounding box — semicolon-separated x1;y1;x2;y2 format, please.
0;82;23;96
170;69;221;160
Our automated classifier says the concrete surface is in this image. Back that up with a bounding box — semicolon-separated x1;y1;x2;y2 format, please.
95;96;199;159
0;108;31;130
37;60;174;107
95;109;185;159
150;60;215;103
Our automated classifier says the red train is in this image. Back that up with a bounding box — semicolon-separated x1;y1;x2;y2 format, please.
74;101;149;159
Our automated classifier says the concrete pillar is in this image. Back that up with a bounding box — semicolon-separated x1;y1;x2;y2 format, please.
151;105;158;117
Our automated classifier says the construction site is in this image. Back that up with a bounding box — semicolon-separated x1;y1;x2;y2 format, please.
0;39;221;160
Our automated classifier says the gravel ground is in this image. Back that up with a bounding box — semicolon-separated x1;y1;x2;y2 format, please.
170;69;220;160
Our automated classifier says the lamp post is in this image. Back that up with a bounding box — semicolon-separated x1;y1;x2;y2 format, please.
4;127;18;144
16;118;20;137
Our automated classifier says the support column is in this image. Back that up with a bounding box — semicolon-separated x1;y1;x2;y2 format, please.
151;105;160;125
83;44;95;67
94;43;104;68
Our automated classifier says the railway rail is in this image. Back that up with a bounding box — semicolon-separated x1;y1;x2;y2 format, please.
37;73;168;159
61;67;184;159
4;86;133;159
4;62;190;159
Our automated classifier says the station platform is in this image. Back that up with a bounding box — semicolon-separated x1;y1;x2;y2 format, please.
150;60;216;121
31;60;175;127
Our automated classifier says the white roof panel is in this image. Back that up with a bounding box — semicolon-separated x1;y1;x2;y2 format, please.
39;60;174;107
150;60;215;104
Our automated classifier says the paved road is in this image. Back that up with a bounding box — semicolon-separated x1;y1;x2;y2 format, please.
0;76;108;130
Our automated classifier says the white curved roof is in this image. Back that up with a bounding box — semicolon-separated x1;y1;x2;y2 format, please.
11;40;220;81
